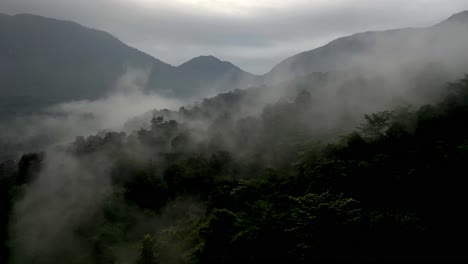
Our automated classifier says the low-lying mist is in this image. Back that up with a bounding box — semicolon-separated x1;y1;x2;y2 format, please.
0;68;183;160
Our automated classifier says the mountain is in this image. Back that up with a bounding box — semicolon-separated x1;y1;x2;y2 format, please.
174;55;259;97
128;10;468;134
179;55;252;81
437;10;468;26
264;11;468;85
3;11;468;120
0;14;173;116
0;14;258;118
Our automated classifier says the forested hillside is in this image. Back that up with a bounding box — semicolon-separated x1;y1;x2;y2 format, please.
2;76;468;263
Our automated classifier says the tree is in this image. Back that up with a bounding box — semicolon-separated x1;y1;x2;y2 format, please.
358;111;392;140
287;192;362;261
137;234;157;264
151;116;165;129
198;209;239;263
17;153;43;184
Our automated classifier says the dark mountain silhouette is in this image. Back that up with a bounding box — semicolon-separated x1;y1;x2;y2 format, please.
0;14;170;115
0;14;258;118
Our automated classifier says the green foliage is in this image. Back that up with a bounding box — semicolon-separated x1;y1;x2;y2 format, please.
124;170;168;210
164;155;215;197
287;193;361;260
358;110;392;140
137;234;157;264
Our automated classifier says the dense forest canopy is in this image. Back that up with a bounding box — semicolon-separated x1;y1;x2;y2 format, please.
2;75;468;263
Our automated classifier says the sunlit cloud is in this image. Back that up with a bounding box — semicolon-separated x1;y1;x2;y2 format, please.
133;0;302;14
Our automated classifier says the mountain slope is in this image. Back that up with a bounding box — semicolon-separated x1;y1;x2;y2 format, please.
0;14;174;116
437;10;468;26
265;11;468;84
0;14;258;117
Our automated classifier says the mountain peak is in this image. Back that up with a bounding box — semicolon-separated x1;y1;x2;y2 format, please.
178;55;241;73
179;55;225;66
196;55;221;61
175;55;258;90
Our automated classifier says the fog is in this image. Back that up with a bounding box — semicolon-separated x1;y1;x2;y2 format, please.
9;148;205;264
0;68;182;160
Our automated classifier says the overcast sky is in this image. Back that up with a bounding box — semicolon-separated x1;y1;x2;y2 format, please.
1;0;468;74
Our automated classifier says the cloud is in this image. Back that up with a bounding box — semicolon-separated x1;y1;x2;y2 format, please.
48;67;182;132
0;67;182;158
9;150;114;264
1;0;468;73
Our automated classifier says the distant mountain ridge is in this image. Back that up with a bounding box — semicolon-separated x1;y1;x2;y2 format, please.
264;10;468;83
0;13;258;118
2;11;468;120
